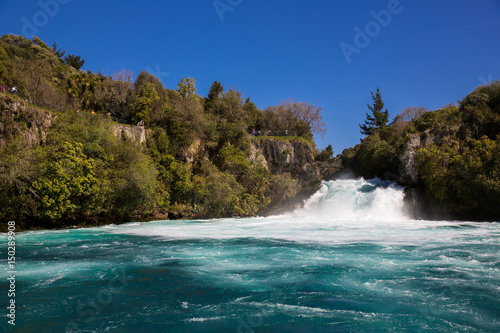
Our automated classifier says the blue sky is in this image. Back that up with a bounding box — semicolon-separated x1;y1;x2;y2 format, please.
1;0;499;152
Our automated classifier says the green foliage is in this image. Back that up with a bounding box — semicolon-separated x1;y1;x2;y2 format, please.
134;82;160;123
177;76;196;99
108;143;159;216
0;142;43;222
265;173;298;206
416;136;500;217
216;145;250;179
342;133;398;179
263;100;325;140
360;87;389;136
191;161;261;217
316;145;334;162
416;145;453;201
459;82;500;139
52;41;65;60
207;81;224;101
64;54;85;70
32;141;97;220
0;34;331;228
67;72;102;110
165;156;193;204
414;111;436;131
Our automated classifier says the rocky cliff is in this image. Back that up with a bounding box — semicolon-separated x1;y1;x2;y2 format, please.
0;93;56;147
112;123;146;144
251;137;319;179
251;137;322;213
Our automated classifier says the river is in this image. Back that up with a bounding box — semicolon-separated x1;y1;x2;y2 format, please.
1;178;499;332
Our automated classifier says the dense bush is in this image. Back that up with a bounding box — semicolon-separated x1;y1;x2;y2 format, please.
342;81;500;220
0;35;326;228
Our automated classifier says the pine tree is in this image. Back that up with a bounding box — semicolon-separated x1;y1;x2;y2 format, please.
360;87;389;136
207;81;224;101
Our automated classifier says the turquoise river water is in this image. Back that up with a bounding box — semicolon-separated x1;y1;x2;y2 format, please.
1;178;499;332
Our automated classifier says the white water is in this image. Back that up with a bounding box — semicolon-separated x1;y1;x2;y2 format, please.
104;178;496;247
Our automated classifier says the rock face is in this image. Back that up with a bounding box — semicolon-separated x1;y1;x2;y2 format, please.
179;139;206;163
112;123;146;144
399;133;421;185
0;93;56;147
251;137;320;181
398;127;446;185
251;137;321;213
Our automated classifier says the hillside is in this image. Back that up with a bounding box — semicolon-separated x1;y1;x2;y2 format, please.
341;83;500;220
0;35;336;230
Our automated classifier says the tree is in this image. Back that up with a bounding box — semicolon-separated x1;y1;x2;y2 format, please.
281;100;326;139
316;145;334;162
52;41;65;60
64;54;85;70
134;82;159;123
397;106;428;122
18;58;49;105
32;141;98;220
207;81;224;101
176;76;196;99
360;87;389;136
67;72;102;110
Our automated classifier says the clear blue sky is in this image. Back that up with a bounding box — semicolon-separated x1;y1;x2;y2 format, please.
1;0;499;152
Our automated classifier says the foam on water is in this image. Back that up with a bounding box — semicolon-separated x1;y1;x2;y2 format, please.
101;178;497;248
296;178;408;220
1;178;499;332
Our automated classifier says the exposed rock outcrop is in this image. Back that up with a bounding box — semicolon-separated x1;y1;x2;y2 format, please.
112;123;146;144
179;139;207;163
251;137;320;181
251;137;322;214
399;133;420;185
0;93;56;147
